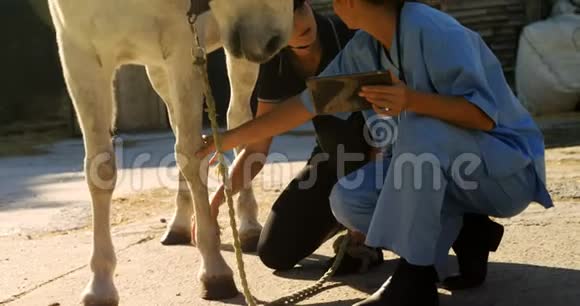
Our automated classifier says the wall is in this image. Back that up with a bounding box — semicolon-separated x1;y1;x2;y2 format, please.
311;0;550;85
0;0;66;127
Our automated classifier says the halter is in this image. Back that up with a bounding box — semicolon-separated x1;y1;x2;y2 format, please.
187;0;211;22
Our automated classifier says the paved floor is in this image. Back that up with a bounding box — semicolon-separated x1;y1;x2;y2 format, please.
1;116;579;305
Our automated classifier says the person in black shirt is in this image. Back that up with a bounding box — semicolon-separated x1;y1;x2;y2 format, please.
208;0;383;273
199;0;510;295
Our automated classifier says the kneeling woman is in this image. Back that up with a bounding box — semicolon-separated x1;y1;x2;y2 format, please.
197;0;553;305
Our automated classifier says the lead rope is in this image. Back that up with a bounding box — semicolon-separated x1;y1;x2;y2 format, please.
267;232;350;305
187;14;256;306
187;13;350;306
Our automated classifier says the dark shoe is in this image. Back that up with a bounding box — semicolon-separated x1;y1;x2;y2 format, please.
354;259;439;306
441;214;504;290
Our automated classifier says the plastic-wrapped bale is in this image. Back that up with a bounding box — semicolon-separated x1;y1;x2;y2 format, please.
515;1;580;115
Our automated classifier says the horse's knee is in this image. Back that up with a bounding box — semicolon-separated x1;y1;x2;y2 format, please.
85;151;117;191
174;146;206;184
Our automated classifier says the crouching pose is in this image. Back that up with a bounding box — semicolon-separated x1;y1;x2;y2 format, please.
197;0;553;305
207;0;383;274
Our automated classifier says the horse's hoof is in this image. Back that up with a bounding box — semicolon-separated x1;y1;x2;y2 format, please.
200;275;239;300
81;278;119;306
82;291;119;306
83;300;119;306
240;234;260;253
160;229;191;245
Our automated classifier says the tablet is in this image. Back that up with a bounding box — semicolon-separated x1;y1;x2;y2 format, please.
305;71;393;115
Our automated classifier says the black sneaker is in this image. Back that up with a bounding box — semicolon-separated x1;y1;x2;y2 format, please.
354;259;439;306
441;214;504;290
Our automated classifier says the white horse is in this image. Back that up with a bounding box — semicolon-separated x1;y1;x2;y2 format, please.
47;0;293;304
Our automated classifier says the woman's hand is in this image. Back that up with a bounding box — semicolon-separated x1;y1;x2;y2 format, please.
360;72;495;131
196;134;219;159
359;72;415;117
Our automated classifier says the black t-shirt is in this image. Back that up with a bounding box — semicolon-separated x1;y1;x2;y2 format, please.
256;13;354;102
255;13;369;170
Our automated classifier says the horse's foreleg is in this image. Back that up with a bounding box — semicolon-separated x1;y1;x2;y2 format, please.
225;52;262;252
58;37;119;305
165;55;238;299
147;66;194;245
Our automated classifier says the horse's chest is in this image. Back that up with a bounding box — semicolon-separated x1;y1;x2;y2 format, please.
53;0;192;64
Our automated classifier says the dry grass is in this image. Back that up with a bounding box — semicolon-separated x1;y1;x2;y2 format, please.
110;188;176;226
101;145;580;239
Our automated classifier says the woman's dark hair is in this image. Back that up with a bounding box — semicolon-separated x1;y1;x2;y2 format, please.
294;0;306;11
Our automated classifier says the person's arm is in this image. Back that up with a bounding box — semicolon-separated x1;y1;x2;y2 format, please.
420;26;501;130
197;31;375;159
208;102;276;216
360;73;494;131
196;95;314;159
363;27;503;132
409;91;494;131
226;96;314;150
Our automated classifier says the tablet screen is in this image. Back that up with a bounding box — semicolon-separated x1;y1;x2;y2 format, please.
306;71;393;115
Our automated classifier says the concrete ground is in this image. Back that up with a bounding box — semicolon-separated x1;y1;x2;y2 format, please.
0;130;316;236
1;116;579;306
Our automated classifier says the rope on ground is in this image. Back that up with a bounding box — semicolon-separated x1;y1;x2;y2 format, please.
266;232;350;305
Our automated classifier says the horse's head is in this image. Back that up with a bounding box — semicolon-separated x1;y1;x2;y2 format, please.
210;0;293;63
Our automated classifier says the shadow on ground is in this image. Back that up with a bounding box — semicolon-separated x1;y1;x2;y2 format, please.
271;256;580;306
544;126;580;148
